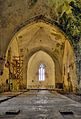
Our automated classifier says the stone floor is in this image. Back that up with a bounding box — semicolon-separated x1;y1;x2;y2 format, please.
0;90;81;119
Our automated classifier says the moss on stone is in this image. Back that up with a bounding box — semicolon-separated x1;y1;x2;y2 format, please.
45;0;81;51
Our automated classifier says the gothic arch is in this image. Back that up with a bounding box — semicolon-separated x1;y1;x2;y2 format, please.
3;20;78;91
27;50;55;89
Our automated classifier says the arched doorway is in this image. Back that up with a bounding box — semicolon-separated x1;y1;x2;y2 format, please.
1;20;78;91
27;51;55;89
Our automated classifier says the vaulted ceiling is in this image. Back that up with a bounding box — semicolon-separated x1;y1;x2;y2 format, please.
0;0;75;56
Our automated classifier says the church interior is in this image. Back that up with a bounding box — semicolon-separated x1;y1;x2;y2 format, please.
0;0;81;118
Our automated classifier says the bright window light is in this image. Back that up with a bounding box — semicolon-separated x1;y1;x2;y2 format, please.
39;64;45;81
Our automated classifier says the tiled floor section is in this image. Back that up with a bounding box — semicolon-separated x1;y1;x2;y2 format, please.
0;90;81;119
